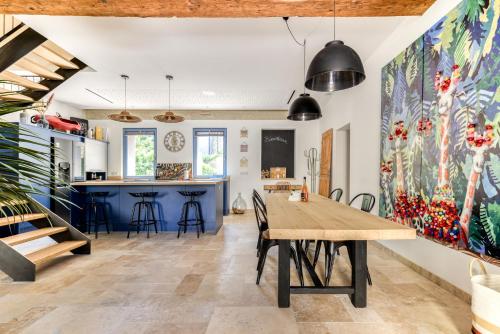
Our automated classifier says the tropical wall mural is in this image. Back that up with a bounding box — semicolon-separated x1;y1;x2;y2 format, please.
380;0;500;263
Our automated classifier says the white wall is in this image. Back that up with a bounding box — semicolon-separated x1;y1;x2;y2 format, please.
89;119;320;206
1;99;85;123
319;0;500;293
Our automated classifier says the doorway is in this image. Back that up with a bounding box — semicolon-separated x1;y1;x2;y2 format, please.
332;124;350;203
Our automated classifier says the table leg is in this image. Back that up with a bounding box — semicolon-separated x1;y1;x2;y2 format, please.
350;240;367;308
278;239;290;308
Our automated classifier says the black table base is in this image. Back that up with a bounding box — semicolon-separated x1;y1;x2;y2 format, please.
277;239;367;308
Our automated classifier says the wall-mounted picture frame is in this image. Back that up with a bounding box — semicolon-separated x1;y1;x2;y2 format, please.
70;117;89;137
240;127;248;138
240;141;248;153
240;157;248;168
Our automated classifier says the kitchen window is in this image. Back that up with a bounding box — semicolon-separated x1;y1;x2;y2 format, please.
123;128;157;178
193;128;227;178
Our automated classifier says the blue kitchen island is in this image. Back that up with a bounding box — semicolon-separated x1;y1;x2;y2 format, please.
70;179;225;234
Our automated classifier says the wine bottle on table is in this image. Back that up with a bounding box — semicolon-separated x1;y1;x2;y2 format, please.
301;176;309;202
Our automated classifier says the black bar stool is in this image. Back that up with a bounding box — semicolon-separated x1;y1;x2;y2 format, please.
127;192;159;239
177;190;206;238
81;191;110;239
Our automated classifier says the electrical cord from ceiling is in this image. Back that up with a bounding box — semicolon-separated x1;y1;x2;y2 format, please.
283;17;305;47
283;17;308;95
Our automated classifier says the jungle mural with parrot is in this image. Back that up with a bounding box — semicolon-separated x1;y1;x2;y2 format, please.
380;0;500;262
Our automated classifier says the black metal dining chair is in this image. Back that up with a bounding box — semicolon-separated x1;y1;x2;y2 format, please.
328;188;343;202
320;192;376;286
349;193;376;212
310;188;344;270
252;191;268;257
253;191;304;287
253;189;266;213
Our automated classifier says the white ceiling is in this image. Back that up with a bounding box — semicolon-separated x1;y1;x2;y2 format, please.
18;15;408;110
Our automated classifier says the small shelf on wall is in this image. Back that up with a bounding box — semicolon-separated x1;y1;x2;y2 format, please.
261;178;296;181
85;137;109;144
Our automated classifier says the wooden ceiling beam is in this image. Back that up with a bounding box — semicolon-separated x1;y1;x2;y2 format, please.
1;0;434;17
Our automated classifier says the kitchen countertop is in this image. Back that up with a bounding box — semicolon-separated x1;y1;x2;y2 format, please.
71;178;228;186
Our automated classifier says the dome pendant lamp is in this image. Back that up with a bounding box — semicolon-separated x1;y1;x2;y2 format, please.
154;75;185;123
305;0;366;92
108;74;142;123
283;19;321;121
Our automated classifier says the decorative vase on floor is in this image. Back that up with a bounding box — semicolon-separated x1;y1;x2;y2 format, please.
232;193;247;214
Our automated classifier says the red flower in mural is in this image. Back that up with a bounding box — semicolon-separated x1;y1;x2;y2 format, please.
440;77;451;92
421;185;462;245
417;117;433;136
380;161;393;173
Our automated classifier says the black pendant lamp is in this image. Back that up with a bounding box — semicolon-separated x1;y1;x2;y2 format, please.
286;35;322;121
305;0;365;92
288;93;322;121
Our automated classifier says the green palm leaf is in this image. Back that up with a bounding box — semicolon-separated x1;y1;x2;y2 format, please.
0;97;76;225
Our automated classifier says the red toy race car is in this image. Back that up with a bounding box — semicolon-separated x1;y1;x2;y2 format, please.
31;113;81;132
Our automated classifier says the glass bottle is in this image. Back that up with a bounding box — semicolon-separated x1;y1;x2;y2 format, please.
232;192;247;214
301;176;309;202
37;113;49;129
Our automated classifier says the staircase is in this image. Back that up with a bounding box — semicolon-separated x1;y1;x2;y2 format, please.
0;199;91;281
0;14;86;103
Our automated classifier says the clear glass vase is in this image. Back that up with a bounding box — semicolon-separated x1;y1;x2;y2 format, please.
37;114;50;129
232;192;247;214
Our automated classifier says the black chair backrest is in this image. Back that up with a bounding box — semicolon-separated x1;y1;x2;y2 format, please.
329;188;343;202
252;195;267;228
253;189;266;213
349;193;375;213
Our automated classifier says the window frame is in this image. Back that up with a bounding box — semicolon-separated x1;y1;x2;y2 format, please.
123;128;157;179
192;128;227;178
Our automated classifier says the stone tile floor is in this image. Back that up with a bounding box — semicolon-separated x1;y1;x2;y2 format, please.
0;214;471;333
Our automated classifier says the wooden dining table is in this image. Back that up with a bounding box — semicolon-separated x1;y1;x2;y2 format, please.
265;192;416;308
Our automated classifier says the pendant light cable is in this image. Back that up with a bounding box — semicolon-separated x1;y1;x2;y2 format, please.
121;74;129;111
283;17;305;47
303;39;306;94
166;74;174;112
333;0;336;40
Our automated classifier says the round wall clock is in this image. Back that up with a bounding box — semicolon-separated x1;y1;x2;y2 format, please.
164;131;185;152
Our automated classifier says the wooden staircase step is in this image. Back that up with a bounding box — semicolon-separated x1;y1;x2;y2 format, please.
0;213;48;227
42;40;75;62
1;227;68;246
0;87;34;102
0;199;29;207
14;58;64;80
0;15;22;39
25;240;87;266
0;71;49;91
33;46;79;69
0;24;27;49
